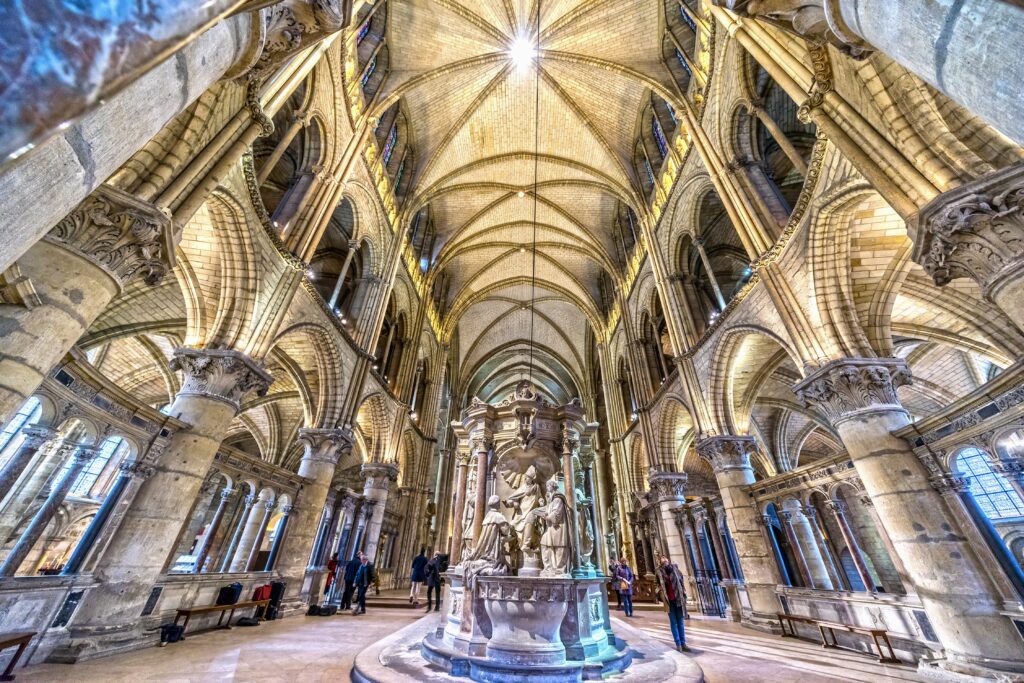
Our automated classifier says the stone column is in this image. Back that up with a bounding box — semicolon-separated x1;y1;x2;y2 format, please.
913;163;1024;330
0;445;96;576
778;510;813;588
356;500;375;554
67;348;271;640
714;1;1024;144
256;112;309;184
245;500;276;571
360;462;398;562
62;460;155;575
705;504;733;580
264;505;292;570
578;452;604;572
0;426;56;498
648;470;689;563
335;496;357;562
220;494;255;572
672;509;700;603
786;503;833;590
229;498;272;572
697;435;781;629
449;452;470;563
470;438;490;547
0;187;174;427
275;428;350;602
327;240;360;311
825;501;873;591
803;504;845;590
795;358;1024;675
191;488;234;574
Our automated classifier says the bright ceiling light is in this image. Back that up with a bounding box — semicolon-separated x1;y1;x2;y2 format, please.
509;36;536;67
517;190;525;198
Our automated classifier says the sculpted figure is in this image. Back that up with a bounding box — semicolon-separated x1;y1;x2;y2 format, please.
574;469;595;564
466;495;515;576
504;465;542;534
534;480;573;577
461;468;476;557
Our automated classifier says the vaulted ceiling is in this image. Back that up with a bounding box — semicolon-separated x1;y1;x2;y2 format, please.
377;0;679;403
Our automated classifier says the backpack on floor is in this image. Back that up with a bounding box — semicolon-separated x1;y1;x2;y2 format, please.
160;623;185;644
236;617;260;627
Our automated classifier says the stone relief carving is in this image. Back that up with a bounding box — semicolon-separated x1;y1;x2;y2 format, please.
534;479;574;578
47;185;175;289
247;0;349;82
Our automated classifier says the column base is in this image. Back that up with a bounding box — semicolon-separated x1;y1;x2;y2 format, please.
918;656;1024;683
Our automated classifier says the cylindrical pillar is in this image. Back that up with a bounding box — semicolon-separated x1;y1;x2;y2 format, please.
796;358;1024;674
470;439;490;546
327;241;360;311
245;501;275;571
61;461;144;575
0;426;56;498
786;504;833;590
264;505;292;571
0;445;96;576
697;435;781;628
827;501;873;591
449;453;470;563
220;495;255;572
360;462;397;562
192;488;234;574
779;510;813;588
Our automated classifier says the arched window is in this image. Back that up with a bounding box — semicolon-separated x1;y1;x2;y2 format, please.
0;396;42;469
71;436;129;497
955;446;1024;520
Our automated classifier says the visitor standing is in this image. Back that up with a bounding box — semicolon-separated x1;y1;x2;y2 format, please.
425;550;444;612
325;553;339;596
340;552;360;610
410;547;428;606
352;552;375;615
615;560;635;617
609;559;622;610
656;555;689;652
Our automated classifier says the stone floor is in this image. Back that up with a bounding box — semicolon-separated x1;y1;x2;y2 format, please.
18;606;923;682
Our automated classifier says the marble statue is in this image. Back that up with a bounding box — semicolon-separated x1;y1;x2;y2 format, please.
461;467;476;556
504;464;542;535
534;479;573;577
466;495;515;576
574;468;595;565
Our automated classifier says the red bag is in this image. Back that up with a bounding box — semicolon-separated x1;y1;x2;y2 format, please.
252;584;271;601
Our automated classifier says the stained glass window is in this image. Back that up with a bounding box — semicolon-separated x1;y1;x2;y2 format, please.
0;397;42;470
383;123;398;166
955;446;1024;520
361;55;377;88
394;156;406;190
679;6;697;32
675;49;692;78
356;20;370;45
642;156;655;189
652;114;668;158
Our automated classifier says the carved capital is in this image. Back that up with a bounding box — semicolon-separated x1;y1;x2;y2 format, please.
361;462;399;490
47;185;176;289
247;0;346;82
912;163;1024;298
931;474;969;495
169;348;273;412
711;1;870;58
794;357;911;425
21;426;57;450
297;427;353;465
470;437;492;457
696;435;758;474
119;460;157;480
648;470;688;502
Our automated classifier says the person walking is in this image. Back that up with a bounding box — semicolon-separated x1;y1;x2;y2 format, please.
609;559;622;611
656;554;689;652
615;560;635;617
325;553;339;597
340;552;360;610
410;547;428;606
425;550;444;612
352;552;375;616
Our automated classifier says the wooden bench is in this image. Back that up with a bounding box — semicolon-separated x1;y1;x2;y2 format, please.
776;612;900;664
173;599;270;635
0;632;36;681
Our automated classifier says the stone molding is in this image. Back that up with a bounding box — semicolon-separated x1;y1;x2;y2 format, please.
912;163;1024;298
711;0;870;57
169;348;273;412
297;427;353;465
647;470;688;502
794;357;911;425
696;435;757;474
360;462;399;490
475;578;573;603
46;185;176;289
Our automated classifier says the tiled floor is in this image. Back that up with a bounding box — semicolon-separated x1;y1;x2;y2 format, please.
19;606;922;682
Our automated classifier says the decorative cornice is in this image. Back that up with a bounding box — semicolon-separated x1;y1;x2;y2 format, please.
46;185;175;289
696;435;757;474
169;348;273;412
794;358;911;425
912;162;1024;298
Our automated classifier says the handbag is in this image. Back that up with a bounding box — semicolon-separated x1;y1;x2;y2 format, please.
618;579;629;591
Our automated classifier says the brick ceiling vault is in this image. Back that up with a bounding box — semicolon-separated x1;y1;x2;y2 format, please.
383;0;674;402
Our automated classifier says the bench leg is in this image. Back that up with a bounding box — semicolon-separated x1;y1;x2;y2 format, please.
0;641;27;681
880;634;899;664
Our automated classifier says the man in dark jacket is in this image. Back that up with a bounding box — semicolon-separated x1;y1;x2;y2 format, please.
352;553;375;615
409;547;428;606
655;554;689;652
340;553;361;610
424;550;444;612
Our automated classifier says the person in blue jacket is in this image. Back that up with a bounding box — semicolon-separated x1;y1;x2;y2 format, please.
615;560;636;617
352;552;375;616
341;553;361;611
409;546;428;606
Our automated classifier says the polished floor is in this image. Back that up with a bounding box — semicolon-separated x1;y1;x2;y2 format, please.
19;604;921;682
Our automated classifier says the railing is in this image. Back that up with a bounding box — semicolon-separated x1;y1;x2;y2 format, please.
693;568;726;617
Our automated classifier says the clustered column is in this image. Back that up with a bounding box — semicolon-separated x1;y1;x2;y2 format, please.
360;462;398;562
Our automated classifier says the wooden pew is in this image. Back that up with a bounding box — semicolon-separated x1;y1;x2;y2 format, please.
173;599;270;635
